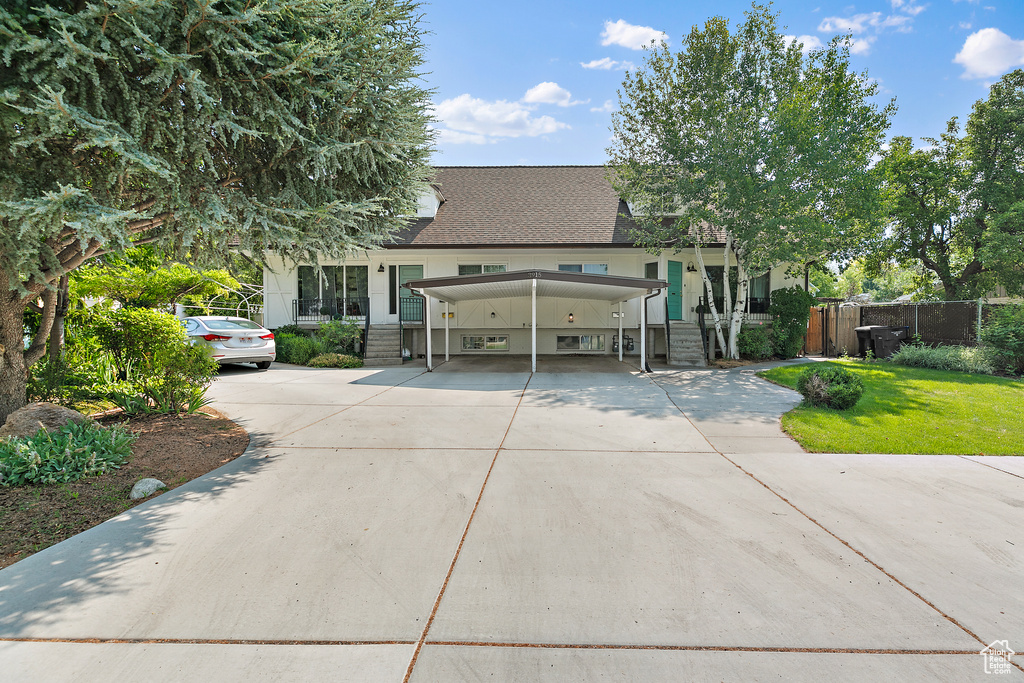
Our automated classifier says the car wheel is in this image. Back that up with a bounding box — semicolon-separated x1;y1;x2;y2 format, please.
255;361;271;370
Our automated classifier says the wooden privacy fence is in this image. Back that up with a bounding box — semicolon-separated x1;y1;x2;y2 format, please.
805;300;1011;355
805;304;859;356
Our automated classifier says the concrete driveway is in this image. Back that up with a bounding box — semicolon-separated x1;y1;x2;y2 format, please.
1;357;1021;681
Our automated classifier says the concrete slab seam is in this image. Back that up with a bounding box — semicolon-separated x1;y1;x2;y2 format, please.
269;369;430;442
0;637;416;646
421;640;983;655
648;375;1023;674
957;455;1024;481
401;374;535;683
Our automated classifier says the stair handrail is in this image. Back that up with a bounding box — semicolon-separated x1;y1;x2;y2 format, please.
664;296;672;363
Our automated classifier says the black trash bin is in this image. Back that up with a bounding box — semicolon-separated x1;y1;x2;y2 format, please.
856;325;909;358
871;326;910;358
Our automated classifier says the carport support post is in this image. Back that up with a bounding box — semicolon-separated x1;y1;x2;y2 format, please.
638;293;646;373
444;300;450;362
618;302;623;362
422;290;432;371
531;278;537;373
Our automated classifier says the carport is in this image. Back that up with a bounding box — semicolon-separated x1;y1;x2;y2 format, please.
402;269;667;373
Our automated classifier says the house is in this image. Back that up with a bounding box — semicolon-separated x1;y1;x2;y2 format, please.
262;166;803;368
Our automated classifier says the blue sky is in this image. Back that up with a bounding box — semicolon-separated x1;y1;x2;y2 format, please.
419;0;1024;166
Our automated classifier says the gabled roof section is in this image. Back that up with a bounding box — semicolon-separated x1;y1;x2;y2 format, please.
389;166;640;248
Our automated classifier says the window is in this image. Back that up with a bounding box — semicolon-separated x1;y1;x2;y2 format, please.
558;264;608;275
203;319;263;330
556;334;605;351
644;262;659;279
748;270;770;314
458;264;507;275
462;335;509;351
297;265;369;316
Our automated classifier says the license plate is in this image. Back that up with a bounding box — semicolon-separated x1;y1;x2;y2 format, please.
239;337;253;344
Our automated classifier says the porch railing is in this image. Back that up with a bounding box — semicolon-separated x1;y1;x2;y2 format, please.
399;296;423;323
292;297;369;324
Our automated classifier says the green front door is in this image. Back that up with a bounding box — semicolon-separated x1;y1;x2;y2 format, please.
398;265;424;321
667;260;683;320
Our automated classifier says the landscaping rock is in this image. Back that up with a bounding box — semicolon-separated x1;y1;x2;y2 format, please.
130;478;166;500
0;402;92;440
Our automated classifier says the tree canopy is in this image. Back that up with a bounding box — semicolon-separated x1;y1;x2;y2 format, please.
872;69;1024;300
0;0;434;421
607;3;893;357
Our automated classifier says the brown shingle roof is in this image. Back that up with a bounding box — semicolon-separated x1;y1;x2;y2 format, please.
388;166;639;248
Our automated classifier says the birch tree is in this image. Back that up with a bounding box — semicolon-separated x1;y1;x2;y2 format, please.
0;0;434;422
608;4;892;358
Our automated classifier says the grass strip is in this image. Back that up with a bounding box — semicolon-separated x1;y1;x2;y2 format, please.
758;360;1024;455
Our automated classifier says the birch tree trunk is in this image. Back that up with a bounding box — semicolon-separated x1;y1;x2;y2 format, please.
694;243;728;356
728;255;749;360
722;234;733;325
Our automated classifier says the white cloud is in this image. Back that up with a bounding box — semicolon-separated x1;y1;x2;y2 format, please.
522;81;588;107
432;94;570;143
954;28;1024;78
601;19;667;50
580;57;635;70
784;34;824;53
433;128;490;145
591;100;615;113
849;37;876;55
959;21;972;30
818;12;912;34
890;0;927;16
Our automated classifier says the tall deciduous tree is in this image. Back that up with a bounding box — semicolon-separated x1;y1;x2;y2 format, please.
0;0;434;421
872;70;1024;300
607;4;893;358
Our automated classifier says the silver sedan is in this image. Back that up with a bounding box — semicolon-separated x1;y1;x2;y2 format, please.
183;316;276;369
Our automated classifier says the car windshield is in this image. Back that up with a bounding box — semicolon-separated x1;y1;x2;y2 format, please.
202;319;263;331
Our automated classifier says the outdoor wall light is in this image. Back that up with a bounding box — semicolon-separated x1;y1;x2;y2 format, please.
490;311;496;318
687;261;697;272
377;263;385;273
568;313;574;323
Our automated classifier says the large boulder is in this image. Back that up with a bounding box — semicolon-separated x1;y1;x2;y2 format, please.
0;402;92;440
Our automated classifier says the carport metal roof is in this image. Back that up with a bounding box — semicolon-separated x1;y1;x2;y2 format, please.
401;269;668;303
401;269;668;374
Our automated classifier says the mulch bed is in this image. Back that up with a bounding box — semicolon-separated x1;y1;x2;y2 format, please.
0;408;248;570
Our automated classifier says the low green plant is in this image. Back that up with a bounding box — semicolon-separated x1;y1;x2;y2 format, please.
275;334;321;365
796;364;865;410
272;324;310;338
138;344;218;415
889;344;996;374
315;318;362;354
769;287;817;359
737;325;775;361
306;353;364;369
980;304;1024;374
0;422;137;487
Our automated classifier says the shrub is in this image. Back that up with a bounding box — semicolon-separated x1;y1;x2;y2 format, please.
272;324;310;338
980;304;1024;374
275;334;321;365
737;325;775;361
314;319;362;355
0;422;137;487
769;287;816;359
889;344;996;375
306;353;364;369
91;308;188;380
137;344;218;414
796;364;865;410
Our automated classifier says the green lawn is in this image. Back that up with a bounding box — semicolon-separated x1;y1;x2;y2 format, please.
758;360;1024;455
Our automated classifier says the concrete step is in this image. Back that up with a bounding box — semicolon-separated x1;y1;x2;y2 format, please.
362;358;405;367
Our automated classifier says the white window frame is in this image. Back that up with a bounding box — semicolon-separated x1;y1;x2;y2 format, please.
458;263;508;275
557;263;609;275
555;334;606;352
461;334;510;351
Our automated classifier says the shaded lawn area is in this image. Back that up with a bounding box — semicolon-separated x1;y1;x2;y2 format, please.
758;360;1024;455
